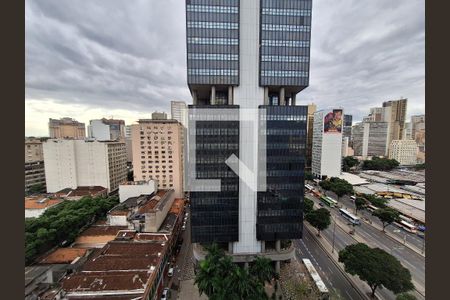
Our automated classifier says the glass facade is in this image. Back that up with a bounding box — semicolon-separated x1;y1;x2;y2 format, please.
257;105;307;241
259;0;312;88
186;0;240;86
189;106;240;243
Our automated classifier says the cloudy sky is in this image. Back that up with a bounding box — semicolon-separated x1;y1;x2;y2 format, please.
25;0;425;137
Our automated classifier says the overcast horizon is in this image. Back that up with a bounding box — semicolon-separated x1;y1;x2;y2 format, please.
25;0;425;137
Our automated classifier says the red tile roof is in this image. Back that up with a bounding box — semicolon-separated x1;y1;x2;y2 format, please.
39;248;88;264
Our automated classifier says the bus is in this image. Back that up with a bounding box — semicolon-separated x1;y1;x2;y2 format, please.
320;196;338;208
339;208;361;225
305;184;314;191
302;258;329;300
394;220;417;233
366;204;379;212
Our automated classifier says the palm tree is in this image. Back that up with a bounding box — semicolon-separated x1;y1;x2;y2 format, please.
250;256;277;285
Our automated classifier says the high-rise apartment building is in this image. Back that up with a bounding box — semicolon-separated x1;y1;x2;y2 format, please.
25;138;46;193
151;112;168;120
48;118;86;139
403;122;412;140
382;98;407;147
311;109;343;179
389;140;418;165
411;115;425;153
369;107;383;121
131;119;184;198
352;121;388;159
88;118;125;141
305;103;316;171
186;0;311;267
171;101;188;127
43;139;127;193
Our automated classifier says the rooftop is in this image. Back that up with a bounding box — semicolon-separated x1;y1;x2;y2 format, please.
39;248;89;264
387;198;425;223
56;186;107;198
338;172;369;186
25;196;63;210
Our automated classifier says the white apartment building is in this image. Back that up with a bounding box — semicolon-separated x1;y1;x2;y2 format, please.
352;121;389;158
131;119;184;198
171;101;188;127
43;139;127;193
118;180;157;203
88;118;125;141
389;140;418;165
312;109;343;179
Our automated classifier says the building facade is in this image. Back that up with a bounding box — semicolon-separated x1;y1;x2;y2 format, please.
411;114;425;153
186;0;311;267
25;138;46;193
152;112;168;120
171;101;188;127
389;140;418;165
88;118;125;141
43;139;127;193
48;118;86;139
352;121;388;159
382;98;407;147
305;103;316;171
311;109;343;179
131;120;184;198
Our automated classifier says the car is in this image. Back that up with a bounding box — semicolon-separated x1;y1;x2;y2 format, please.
181;225;186;231
185;212;189;217
168;267;174;277
319;202;324;207
161;288;170;300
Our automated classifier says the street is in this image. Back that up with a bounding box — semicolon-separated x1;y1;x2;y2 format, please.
294;229;362;300
306;192;425;299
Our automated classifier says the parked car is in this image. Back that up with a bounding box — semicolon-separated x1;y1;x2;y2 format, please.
161;288;170;300
182;225;186;231
168;267;174;277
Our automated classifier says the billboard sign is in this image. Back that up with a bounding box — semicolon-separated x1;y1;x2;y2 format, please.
324;109;343;134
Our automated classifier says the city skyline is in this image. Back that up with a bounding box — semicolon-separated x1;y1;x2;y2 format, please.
26;0;424;137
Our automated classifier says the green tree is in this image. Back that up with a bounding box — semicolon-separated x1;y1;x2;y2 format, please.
195;244;271;300
339;243;414;298
305;171;314;181
250;256;277;285
396;293;417;300
343;156;359;172
355;197;367;215
303;198;314;215
373;208;400;232
305;208;331;236
362;157;400;171
363;194;387;208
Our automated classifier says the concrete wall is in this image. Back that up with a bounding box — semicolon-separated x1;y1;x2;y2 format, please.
43;140;78;192
88;120;111;141
119;181;157;202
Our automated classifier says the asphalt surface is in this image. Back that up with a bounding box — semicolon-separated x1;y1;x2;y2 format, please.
294;229;362;300
334;192;425;251
307;192;425;299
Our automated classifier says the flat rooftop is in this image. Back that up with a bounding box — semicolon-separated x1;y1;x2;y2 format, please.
25;196;63;210
338;172;369;186
62;240;167;297
387;198;425;223
56;186;107;198
39;248;89;264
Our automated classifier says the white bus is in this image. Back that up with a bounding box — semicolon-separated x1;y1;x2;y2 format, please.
366;204;379;212
339;208;361;225
302;258;329;299
305;184;314;191
394;220;417;233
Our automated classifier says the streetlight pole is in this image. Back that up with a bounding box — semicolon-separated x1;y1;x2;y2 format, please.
331;215;336;254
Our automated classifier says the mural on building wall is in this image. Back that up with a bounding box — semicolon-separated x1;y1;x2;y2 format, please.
324;109;343;133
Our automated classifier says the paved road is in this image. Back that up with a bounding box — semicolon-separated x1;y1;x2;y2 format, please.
307;193;425;299
294;229;362;300
332;192;425;251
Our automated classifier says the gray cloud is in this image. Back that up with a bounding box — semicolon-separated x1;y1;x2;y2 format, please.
26;0;424;135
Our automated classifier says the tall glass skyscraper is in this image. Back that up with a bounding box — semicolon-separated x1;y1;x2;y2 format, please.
186;0;312;270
